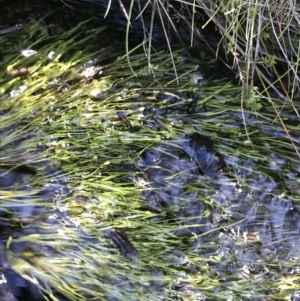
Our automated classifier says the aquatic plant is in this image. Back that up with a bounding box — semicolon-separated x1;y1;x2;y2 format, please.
77;0;300;156
1;3;300;301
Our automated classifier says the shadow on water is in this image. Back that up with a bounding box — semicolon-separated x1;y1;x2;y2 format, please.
1;1;300;301
0;133;70;300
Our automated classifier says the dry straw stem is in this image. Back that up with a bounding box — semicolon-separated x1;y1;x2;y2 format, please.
151;0;300;156
119;0;300;155
2;15;300;300
121;0;298;97
170;0;300;96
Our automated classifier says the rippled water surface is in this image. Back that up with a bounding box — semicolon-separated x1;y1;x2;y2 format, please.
1;1;300;301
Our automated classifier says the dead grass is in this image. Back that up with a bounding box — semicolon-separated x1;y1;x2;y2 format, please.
119;0;300;157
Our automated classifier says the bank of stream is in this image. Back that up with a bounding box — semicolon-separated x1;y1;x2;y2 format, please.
1;2;300;301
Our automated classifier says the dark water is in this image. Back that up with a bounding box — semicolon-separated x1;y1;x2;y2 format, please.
1;1;300;301
136;94;300;300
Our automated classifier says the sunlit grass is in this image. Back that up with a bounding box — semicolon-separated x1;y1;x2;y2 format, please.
1;9;300;301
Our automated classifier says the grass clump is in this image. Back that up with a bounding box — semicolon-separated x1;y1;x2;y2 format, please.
1;6;300;301
98;0;300;156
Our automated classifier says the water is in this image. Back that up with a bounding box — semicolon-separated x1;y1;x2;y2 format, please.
1;1;300;300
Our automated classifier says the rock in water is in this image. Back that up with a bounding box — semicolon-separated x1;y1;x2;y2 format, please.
139;133;224;211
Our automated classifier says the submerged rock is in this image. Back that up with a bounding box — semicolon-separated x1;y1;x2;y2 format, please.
0;165;37;190
139;132;224;212
110;230;138;257
0;242;45;301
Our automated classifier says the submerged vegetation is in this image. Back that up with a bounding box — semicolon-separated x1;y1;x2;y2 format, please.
0;1;300;301
59;0;300;156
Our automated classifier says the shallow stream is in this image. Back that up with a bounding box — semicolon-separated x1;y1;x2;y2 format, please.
1;1;300;301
